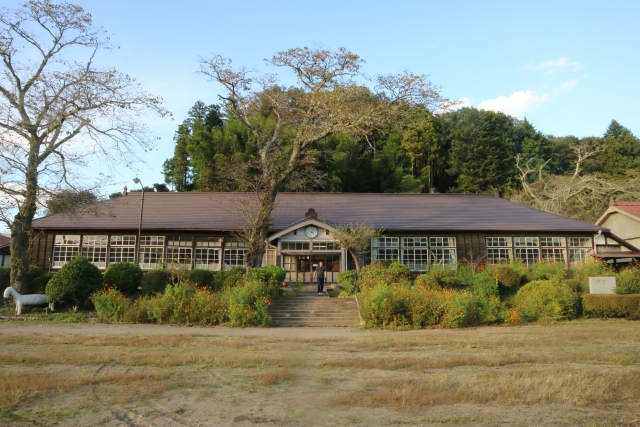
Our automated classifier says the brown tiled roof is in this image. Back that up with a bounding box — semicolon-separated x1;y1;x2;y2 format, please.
611;202;640;220
0;235;9;248
31;192;606;233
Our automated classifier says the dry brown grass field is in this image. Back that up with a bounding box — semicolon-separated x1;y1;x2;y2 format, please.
0;321;639;427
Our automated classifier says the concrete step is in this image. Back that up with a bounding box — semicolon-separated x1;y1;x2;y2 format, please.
268;295;360;327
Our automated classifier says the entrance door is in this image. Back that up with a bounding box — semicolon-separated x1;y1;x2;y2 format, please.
283;254;341;283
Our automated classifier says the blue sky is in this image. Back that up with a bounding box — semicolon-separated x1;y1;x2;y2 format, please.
22;0;640;195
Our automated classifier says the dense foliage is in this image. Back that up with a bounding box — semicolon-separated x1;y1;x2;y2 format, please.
160;100;640;222
92;266;285;326
140;269;172;294
45;257;103;308
582;294;640;319
103;262;143;295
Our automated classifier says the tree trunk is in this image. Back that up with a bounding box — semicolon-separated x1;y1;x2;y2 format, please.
348;249;362;277
246;187;278;268
10;146;39;294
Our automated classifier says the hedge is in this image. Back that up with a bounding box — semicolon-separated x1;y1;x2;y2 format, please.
582;294;640;319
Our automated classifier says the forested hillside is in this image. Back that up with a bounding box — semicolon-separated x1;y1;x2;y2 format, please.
161;101;640;223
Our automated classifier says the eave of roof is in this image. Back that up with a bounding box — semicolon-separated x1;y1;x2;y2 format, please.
31;192;607;233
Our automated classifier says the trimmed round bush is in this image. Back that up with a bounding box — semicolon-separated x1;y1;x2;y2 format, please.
490;265;520;288
528;261;567;281
470;271;499;297
27;265;44;282
103;262;143;295
30;273;53;294
564;278;588;294
213;267;246;290
515;280;578;322
360;262;412;290
616;268;640;294
45;257;103;308
189;269;214;288
141;269;171;294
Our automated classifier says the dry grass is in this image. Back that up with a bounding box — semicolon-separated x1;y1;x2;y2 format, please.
256;369;296;386
1;322;639;426
339;368;640;409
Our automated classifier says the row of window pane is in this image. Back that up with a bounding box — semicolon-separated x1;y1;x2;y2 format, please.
487;237;592;248
372;237;456;248
372;248;456;271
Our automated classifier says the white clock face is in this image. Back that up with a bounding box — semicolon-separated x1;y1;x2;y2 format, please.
305;226;318;238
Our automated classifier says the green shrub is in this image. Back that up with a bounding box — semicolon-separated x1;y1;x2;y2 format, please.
103;262;143;295
360;283;412;327
529;261;567;281
490;265;521;288
571;260;614;284
225;279;273;326
359;262;411;290
441;290;481;328
213;267;246;290
337;270;358;295
189;269;214;288
140;269;171;294
27;265;44;281
616;268;640;294
246;265;286;296
469;271;499;297
30;273;53;294
515;280;578;322
45;257;103;308
0;266;10;290
564;278;589;294
582;294;640;319
408;286;445;327
415;269;460;289
92;287;130;322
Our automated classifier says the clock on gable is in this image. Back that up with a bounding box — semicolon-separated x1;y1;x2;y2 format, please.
305;226;318;238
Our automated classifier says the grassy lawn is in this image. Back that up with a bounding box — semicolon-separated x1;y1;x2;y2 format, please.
0;321;639;426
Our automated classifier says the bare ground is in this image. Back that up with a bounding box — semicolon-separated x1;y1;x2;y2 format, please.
0;320;639;427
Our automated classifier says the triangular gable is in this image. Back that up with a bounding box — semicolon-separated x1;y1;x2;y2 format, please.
267;218;338;242
596;207;640;226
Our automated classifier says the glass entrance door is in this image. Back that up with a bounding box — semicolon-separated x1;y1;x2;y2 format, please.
283;254;341;283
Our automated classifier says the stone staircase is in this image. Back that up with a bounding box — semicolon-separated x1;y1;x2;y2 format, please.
268;293;361;327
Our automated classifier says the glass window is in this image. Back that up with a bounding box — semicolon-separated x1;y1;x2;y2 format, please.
284;256;296;272
282;241;310;251
401;237;428;247
140;236;164;246
196;237;222;247
167;236;193;247
194;248;220;271
487;248;512;264
225;239;249;248
429;237;456;248
82;235;108;246
52;234;81;268
402;249;428;271
486;237;512;247
52;245;79;268
430;248;457;269
541;237;566;247
514;237;539;247
224;249;247;270
569;248;592;265
312;242;336;250
54;235;80;246
515;248;540;264
110;235;136;246
541;248;566;262
262;246;277;266
569;237;592;247
80;235;108;269
139;247;164;270
166;247;192;269
372;237;399;247
372;248;399;261
109;235;136;264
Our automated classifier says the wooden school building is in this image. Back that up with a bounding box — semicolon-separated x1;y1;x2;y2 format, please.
29;192;636;282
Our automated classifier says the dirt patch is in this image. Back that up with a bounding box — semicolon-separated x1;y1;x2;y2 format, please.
0;320;639;426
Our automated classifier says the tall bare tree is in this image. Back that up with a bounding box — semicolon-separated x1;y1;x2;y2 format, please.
0;1;168;292
199;46;452;267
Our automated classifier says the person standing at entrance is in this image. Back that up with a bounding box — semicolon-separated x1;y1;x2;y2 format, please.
314;261;327;296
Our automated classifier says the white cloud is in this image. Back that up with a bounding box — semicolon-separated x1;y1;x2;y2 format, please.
477;90;549;118
534;57;582;75
560;79;578;91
